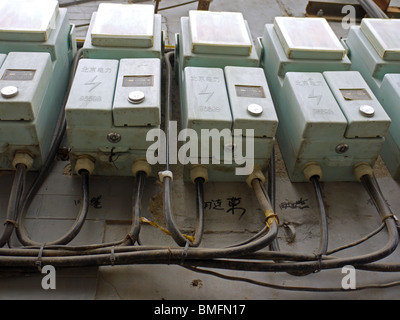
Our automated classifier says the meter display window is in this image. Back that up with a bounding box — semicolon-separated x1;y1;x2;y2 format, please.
340;88;372;101
235;85;265;98
2;69;36;81
122;75;154;87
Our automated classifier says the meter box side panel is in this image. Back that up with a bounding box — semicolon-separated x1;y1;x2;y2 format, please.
280;72;347;149
224;66;278;139
0;52;52;121
360;19;400;61
323;71;391;139
113;58;161;127
381;132;400;180
379;74;400;179
66;58;119;129
380;74;400;145
182;66;232;133
346;27;400;80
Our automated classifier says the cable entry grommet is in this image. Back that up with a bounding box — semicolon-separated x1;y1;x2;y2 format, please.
190;165;208;184
12;151;34;171
353;162;373;182
303;162;322;182
132;159;151;178
75;156;95;176
245;164;266;188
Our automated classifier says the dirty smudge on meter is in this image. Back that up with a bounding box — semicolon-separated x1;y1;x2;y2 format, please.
2;69;36;81
340;88;372;101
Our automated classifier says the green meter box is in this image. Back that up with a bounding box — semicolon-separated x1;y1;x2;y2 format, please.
66;58;160;176
180;66;278;182
260;17;390;182
0;0;75;171
346;18;400;179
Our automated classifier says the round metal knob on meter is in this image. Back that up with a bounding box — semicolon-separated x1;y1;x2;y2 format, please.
359;105;375;117
1;86;18;98
128;91;145;104
247;104;263;116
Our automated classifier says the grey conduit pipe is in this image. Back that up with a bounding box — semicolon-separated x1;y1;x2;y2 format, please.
358;0;389;18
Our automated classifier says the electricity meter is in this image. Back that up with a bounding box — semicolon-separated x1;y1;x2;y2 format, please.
260;17;391;182
346;18;400;179
0;0;76;171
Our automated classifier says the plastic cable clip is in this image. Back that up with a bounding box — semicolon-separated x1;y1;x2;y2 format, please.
180;240;190;265
158;170;173;182
110;246;116;266
36;243;46;272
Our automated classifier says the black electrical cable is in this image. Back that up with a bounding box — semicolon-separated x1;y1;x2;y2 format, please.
192;177;205;247
16;170;90;247
0;215;278;269
157;0;199;12
163;176;200;246
121;171;146;246
267;146;280;252
267;146;276;211
226;179;273;248
164;51;173;172
0;164;27;247
311;175;329;256
327;223;385;255
183;265;400;292
358;0;389;18
161;50;207;247
183;174;399;274
0;174;279;267
0;171;397;287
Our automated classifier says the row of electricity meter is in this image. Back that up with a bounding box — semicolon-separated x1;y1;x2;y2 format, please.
0;0;399;183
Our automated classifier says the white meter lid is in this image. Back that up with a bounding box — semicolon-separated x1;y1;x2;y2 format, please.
189;10;253;56
360;18;400;61
273;17;346;60
0;0;59;42
91;3;155;48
